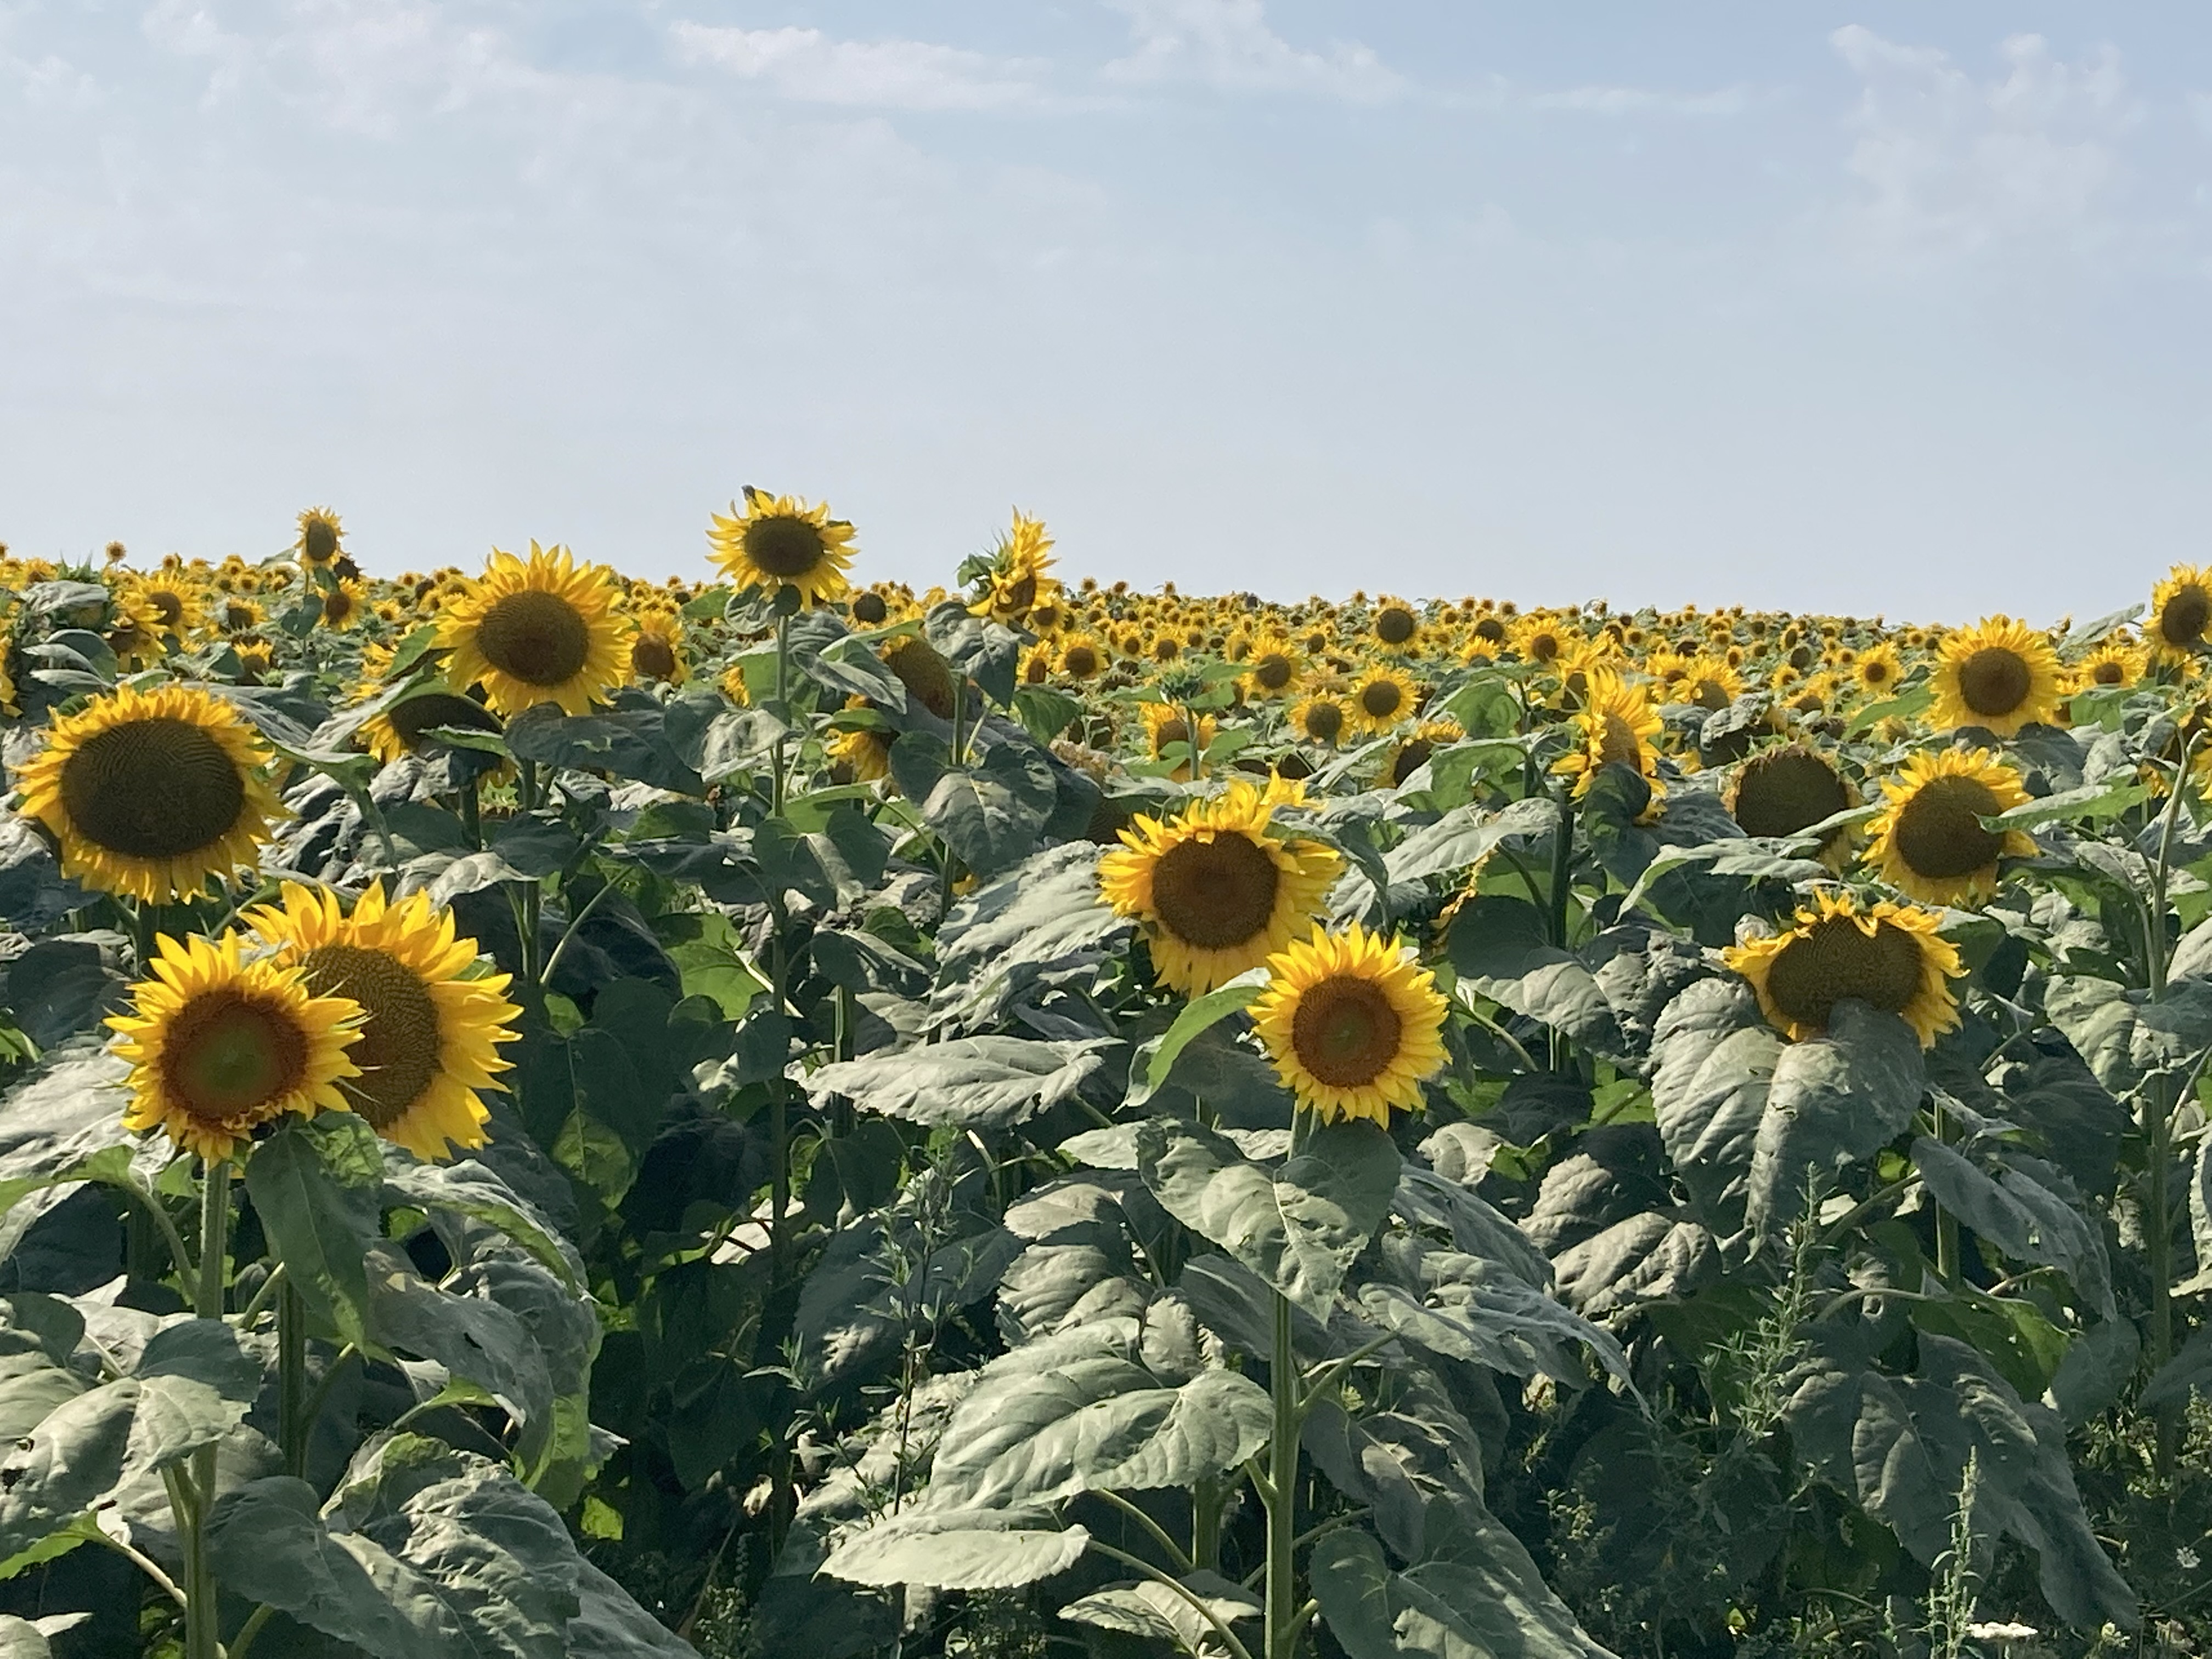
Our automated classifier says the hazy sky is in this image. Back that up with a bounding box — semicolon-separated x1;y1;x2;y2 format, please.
3;3;2207;620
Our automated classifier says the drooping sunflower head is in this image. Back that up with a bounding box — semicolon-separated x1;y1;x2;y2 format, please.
1251;922;1447;1125
15;681;286;903
1241;634;1304;701
1098;779;1344;995
249;881;520;1163
2149;565;2212;661
1350;664;1418;732
1291;692;1349;747
296;507;345;566
1381;720;1465;789
435;543;635;717
1140;701;1217;783
1929;617;2062;737
104;588;168;671
881;634;960;721
828;701;896;786
359;687;505;766
1863;746;2035;907
629;609;689;686
1554;669;1664;803
707;489;856;610
969;510;1061;628
1728;746;1858;866
1722;889;1963;1047
108;930;364;1163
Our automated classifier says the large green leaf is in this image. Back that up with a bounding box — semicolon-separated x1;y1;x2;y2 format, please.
363;1244;555;1455
0;1045;138;1259
821;1509;1090;1590
2044;974;2212;1098
1138;1119;1400;1317
1450;895;1622;1052
920;743;1058;877
1911;1139;2113;1317
1388;795;1560;887
918;1320;1271;1511
1125;972;1267;1108
1745;1001;1924;1236
804;1037;1114;1130
247;1115;383;1348
1361;1237;1633;1390
1059;1572;1260;1649
1647;979;1776;1239
929;844;1130;1032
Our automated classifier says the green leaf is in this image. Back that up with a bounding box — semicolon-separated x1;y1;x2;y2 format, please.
1361;1237;1634;1390
1911;1139;2113;1317
247;1116;383;1348
803;1037;1114;1131
930;843;1130;1032
1746;1001;1925;1236
1988;778;2148;830
822;1510;1090;1590
1059;1572;1260;1647
1138;1119;1400;1318
2141;1325;2212;1410
920;743;1057;878
1449;895;1622;1052
364;1244;555;1453
1013;685;1085;747
1649;979;1778;1239
381;1155;585;1294
1388;795;1560;887
0;1045;138;1253
2044;974;2212;1097
1125;970;1267;1108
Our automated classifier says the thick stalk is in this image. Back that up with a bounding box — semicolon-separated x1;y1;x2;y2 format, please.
1931;1098;1961;1287
184;1161;230;1659
771;612;792;816
515;760;541;980
279;1281;308;1478
2142;736;2195;1472
1547;787;1575;1073
1265;1288;1300;1658
1190;1472;1222;1573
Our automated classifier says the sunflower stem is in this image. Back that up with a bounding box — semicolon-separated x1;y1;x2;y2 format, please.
2143;735;2196;1476
1265;1283;1300;1659
771;612;791;816
278;1279;308;1479
183;1159;230;1659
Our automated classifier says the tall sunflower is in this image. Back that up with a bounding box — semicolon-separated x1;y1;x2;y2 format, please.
1240;634;1304;701
2148;565;2212;662
1099;780;1342;995
630;610;689;686
1554;669;1664;803
1863;747;2035;907
1251;923;1447;1125
296;507;345;567
969;511;1062;629
1723;890;1963;1047
1349;664;1418;732
15;682;285;903
708;489;856;610
1928;617;2062;737
108;931;364;1163
249;881;520;1163
436;543;635;717
1727;746;1857;868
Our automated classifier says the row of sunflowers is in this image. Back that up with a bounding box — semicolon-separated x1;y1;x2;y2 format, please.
0;497;2202;1658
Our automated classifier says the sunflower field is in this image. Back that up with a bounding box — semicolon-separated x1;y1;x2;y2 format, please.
0;502;2205;1659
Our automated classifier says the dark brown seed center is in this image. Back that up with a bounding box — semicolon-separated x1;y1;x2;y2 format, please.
60;716;246;861
1149;832;1281;950
476;590;591;686
1290;975;1402;1088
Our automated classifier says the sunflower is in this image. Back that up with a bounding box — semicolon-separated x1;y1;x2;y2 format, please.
105;589;167;672
1098;780;1342;995
1512;615;1573;668
2148;565;2212;662
1862;747;2034;907
249;881;520;1163
1141;702;1217;783
1554;669;1664;803
1349;665;1418;732
1928;617;2062;737
1727;746;1858;867
970;511;1062;629
707;489;856;610
1251;923;1447;1126
317;578;367;631
126;574;204;642
296;507;345;567
1058;633;1108;681
829;701;896;785
1380;720;1464;789
2071;636;2145;693
1852;642;1906;700
108;930;364;1163
15;682;285;903
436;543;635;717
719;662;753;707
1241;634;1304;700
882;634;960;720
1661;653;1743;713
1722;890;1963;1047
216;594;266;635
1370;600;1420;651
1291;692;1350;747
359;687;505;766
630;610;689;686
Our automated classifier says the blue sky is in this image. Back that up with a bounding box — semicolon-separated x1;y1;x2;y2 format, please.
2;2;2206;620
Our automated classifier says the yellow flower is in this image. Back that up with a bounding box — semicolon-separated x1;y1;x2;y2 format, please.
2070;635;2145;692
1554;669;1664;804
108;931;364;1163
1240;634;1304;700
1251;923;1447;1125
1722;890;1963;1048
829;702;895;785
1058;633;1109;680
1098;779;1342;995
1852;642;1906;700
1290;692;1350;747
436;543;635;717
296;506;345;567
1141;701;1217;783
2148;565;2212;662
1348;664;1418;732
969;511;1062;628
359;688;505;766
249;881;520;1163
630;610;689;686
1863;747;2035;907
317;577;367;631
15;682;285;903
707;489;856;610
1379;720;1464;789
1928;617;2062;737
1726;747;1858;868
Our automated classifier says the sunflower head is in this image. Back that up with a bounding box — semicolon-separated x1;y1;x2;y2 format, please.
1381;720;1465;789
630;610;689;686
108;930;364;1163
1350;665;1418;732
707;489;856;610
1140;701;1217;783
1728;746;1858;865
249;881;519;1163
1722;890;1963;1047
829;701;896;786
1059;633;1108;681
969;511;1061;628
2072;636;2145;692
1853;642;1906;699
1098;780;1343;995
2149;566;2212;661
1241;634;1303;700
435;543;635;717
1554;668;1664;805
1251;922;1447;1125
317;578;366;631
359;687;505;766
881;634;960;721
1291;693;1348;747
1372;600;1420;650
1863;746;2035;907
296;507;345;566
1929;617;2062;737
15;682;286;903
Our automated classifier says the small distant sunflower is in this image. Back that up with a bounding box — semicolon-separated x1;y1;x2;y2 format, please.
1251;922;1447;1126
1928;617;2062;737
1668;654;1744;713
1513;615;1573;669
1370;600;1420;651
970;511;1062;628
1099;780;1342;995
1141;702;1216;782
317;578;367;631
2148;565;2212;662
829;702;896;785
1058;633;1108;681
359;687;505;766
1863;747;2034;907
1350;664;1418;732
296;507;345;567
2072;636;2145;693
630;610;689;686
108;931;364;1164
436;543;635;717
1555;669;1664;803
1291;692;1350;747
16;682;285;903
1241;634;1304;701
1853;642;1906;700
708;489;856;610
1728;746;1858;867
127;574;204;641
216;594;266;635
250;881;519;1162
105;589;167;672
1723;890;1963;1047
1380;720;1464;789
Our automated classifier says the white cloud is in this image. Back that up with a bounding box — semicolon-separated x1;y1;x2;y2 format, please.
1528;84;1753;118
1829;26;2136;258
672;22;1048;112
1102;0;1398;100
